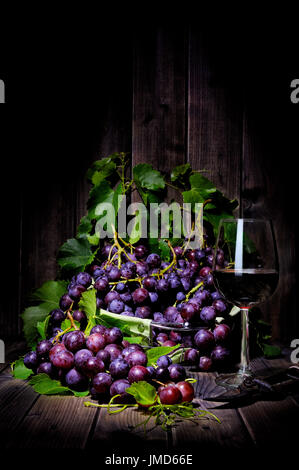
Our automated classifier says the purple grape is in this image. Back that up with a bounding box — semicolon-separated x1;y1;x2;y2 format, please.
68;284;86;300
142;276;157;291
94;278;109;292
153;312;164;322
120;266;134;279
168;363;186;382
146;253;161;268
72;310;87;328
86;333;106;353
169;330;182;343
169;276;181;290
109;358;130;378
184;348;199;364
74;349;93;370
212;299;227;313
36;340;52;359
156;355;172;368
128;365;150;383
90;324;107;335
164;306;179;321
93;372;113;394
200;306;217;324
204;273;214;287
199;356;213;371
195;289;211;304
176;291;186;302
65;368;89;391
194;329;215;351
64;330;86;352
156;332;169;344
105;327;123;345
109;379;132;403
213;324;231;343
52;350;74;369
96;297;105;309
127;350;147;367
101;244;117;258
108;266;121;281
146;366;156;379
199;266;212;277
104;291;120;305
37;362;54;376
136;261;149;276
210;345;231;364
76;272;92;287
211;291;222;301
121;344;143;360
181;303;196;322
59;293;74;311
156;278;169;293
24;351;38;370
173;246;184;258
132;288;149;304
96;349;111;366
82;357;105;377
135;305;152;319
108;299;125;314
50;309;66;325
155;366;170;381
134;245;147;259
116;282;127;293
104;343;123;361
120;291;133;304
195;249;205;262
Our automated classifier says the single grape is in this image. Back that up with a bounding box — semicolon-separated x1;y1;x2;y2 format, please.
156;332;169;344
159;385;182;405
94;278;109;292
184;348;199;364
82;357;105;377
199;266;212;277
37;362;54;376
96;349;111;367
72;310;87;329
127;350;147;367
105;327;123;345
146;366;156;379
64;330;86;352
210;291;222;301
155;366;170;381
175;381;194;402
200;306;217;324
204;273;214;287
163;340;177;347
176;291;186;302
108;299;125;314
96;297;105;309
93;372;113;394
52;350;74;369
212;299;227;313
104;291;120;305
134;245;147;259
135;305;152;319
193;329;215;351
90;324;107;335
164;306;179;322
59;293;73;311
120;292;133;304
195;289;211;304
76;272;92;288
74;349;93;370
86;333;106;353
156;355;172;368
195;249;205;262
153;312;165;323
210;345;231;364
68;284;86;300
109;379;132;403
142;276;157;291
128;365;150;383
199;356;213;371
213;324;231;343
24;351;38;370
168;363;186;382
136;261;149;276
146;253;161;268
50;309;66;325
180;303;196;322
132;287;149;304
169;276;181;290
169;330;182;343
173;246;184;258
121;344;143;360
104;343;123;361
109;358;130;378
65;368;89;391
116;282;127;293
49;343;66;362
36;340;52;359
156;278;169;293
108;266;121;281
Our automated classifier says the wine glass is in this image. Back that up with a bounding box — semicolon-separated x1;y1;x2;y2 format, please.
212;218;279;389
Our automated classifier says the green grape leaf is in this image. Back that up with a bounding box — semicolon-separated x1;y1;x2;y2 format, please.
146;345;181;366
262;344;281;358
96;309;151;341
126;381;157;406
77;215;93;238
57;238;95;273
133;163;165;191
123;336;144;344
12;358;34;380
91;160;117;186
22;281;68;346
36;315;50;340
182;188;205;205
170;163;192;184
79;288;97;336
87;180;115;220
189;172;217;199
28;374;89;396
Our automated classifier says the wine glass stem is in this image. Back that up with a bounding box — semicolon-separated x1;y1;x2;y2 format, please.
239;308;251;376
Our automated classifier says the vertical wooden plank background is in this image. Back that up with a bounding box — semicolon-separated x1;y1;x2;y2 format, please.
0;26;296;345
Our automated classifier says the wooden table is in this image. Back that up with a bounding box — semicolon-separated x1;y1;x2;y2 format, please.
1;342;298;459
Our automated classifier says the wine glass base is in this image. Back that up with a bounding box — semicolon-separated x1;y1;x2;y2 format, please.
215;371;253;390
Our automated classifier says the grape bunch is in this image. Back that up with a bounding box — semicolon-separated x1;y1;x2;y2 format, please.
23;325;194;405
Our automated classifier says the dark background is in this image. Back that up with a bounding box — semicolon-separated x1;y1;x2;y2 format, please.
0;21;298;345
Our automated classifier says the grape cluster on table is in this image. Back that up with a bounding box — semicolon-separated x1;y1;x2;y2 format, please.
24;325;194;405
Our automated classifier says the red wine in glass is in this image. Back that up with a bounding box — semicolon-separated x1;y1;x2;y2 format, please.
212;219;279;388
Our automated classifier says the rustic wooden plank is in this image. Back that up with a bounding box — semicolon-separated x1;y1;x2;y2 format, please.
187;29;243;203
132;25;186;202
90;405;168;451
4;394;97;449
236;356;299;449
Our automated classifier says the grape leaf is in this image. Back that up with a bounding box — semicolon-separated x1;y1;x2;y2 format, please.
133;163;165;191
79;288;97;335
87;180;115;220
262;344;281;358
182;188;205;205
189;173;217;199
91;160;117;186
77;215;93;238
22;281;68;346
123;336;144;344
96;309;151;341
126;381;157;406
28;374;89;396
36;315;50;340
170;163;192;183
12;358;34;380
57;238;95;273
146;345;181;366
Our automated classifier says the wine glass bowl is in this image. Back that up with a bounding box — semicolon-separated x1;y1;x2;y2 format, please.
212;218;279;388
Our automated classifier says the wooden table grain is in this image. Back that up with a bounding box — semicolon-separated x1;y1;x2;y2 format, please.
0;343;298;454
